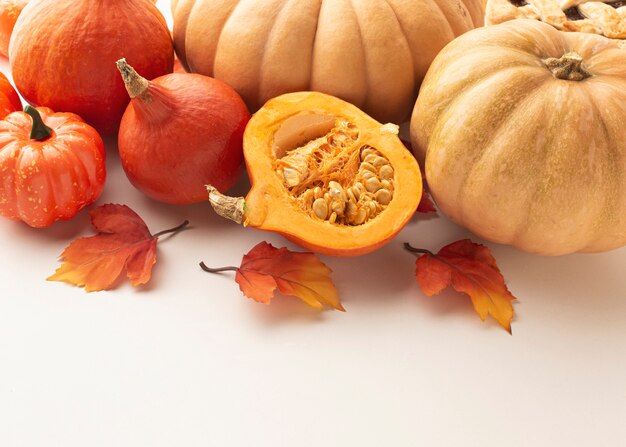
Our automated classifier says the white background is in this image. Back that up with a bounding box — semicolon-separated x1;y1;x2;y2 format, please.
1;1;625;446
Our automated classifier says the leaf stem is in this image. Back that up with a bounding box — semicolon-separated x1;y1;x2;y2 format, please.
199;262;238;274
404;243;435;257
153;220;190;238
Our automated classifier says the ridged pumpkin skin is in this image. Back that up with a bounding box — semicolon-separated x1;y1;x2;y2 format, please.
172;0;484;124
0;107;106;228
9;0;173;134
411;20;626;256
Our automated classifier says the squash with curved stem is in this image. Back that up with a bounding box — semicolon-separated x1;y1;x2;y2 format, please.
172;0;484;124
208;91;422;257
116;59;249;204
411;19;626;255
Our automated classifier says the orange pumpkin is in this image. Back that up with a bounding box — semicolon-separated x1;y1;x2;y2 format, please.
9;0;173;134
0;106;106;228
172;0;484;123
0;71;20;118
208;91;422;257
411;19;626;255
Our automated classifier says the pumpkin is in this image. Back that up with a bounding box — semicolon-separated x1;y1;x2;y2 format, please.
0;0;27;57
0;71;20;118
410;19;626;256
116;59;249;204
208;91;422;257
0;106;106;228
9;0;173;134
172;0;484;124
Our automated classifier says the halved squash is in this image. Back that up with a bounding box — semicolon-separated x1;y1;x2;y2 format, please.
208;91;422;257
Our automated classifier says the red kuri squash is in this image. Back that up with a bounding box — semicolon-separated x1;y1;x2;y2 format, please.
9;0;173;134
116;59;249;204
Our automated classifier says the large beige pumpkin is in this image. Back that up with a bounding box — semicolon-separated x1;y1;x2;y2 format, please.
172;0;484;123
411;19;626;256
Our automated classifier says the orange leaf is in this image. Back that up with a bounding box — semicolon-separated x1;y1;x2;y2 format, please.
408;239;517;333
202;241;344;311
48;204;188;292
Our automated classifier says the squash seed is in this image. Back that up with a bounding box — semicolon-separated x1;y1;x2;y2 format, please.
365;177;382;193
313;198;329;219
375;189;392;205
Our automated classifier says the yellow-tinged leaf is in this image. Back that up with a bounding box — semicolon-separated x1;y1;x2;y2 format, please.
48;204;188;292
408;239;517;333
202;241;344;311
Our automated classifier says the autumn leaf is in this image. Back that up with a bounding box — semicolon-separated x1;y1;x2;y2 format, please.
406;239;517;333
200;241;343;311
48;204;189;292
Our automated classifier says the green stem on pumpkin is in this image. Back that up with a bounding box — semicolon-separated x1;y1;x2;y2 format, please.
24;105;53;141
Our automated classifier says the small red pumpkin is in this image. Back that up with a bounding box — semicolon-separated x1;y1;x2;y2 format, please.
0;106;106;228
0;71;20;118
116;59;249;204
9;0;173;134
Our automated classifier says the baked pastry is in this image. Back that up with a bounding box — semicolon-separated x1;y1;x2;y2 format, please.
486;0;625;44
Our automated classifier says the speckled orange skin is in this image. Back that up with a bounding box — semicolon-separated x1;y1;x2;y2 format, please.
0;107;106;228
411;20;626;255
172;0;484;124
9;0;173;134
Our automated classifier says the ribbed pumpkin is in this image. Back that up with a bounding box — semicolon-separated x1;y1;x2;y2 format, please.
172;0;484;124
411;19;626;256
10;0;173;134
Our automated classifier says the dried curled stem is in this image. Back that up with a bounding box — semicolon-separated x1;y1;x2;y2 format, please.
116;58;150;98
206;185;246;225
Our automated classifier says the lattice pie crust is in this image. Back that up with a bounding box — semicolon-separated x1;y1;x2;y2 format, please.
486;0;625;44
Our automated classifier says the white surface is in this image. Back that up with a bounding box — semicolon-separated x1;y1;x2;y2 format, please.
1;2;625;446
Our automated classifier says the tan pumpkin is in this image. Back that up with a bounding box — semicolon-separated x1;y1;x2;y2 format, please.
172;0;484;123
411;19;626;256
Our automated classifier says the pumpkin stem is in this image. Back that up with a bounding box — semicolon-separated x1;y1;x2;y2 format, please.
543;52;591;81
24;105;53;141
206;185;246;225
116;58;150;99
